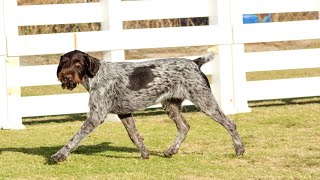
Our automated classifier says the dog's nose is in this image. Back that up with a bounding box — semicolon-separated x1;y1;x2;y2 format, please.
63;74;72;81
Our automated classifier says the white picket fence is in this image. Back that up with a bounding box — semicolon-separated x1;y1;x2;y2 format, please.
1;0;319;129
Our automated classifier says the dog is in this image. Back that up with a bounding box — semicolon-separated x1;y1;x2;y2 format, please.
51;50;245;162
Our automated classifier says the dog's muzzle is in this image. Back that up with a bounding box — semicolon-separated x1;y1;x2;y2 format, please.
58;73;78;91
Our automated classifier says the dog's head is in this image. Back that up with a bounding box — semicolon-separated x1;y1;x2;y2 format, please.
57;50;100;90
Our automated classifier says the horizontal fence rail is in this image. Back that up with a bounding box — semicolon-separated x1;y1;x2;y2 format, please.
17;0;210;26
17;3;102;26
120;0;210;21
233;20;320;43
21;93;89;117
246;77;320;101
19;65;59;86
235;0;320;14
8;26;230;56
244;49;320;72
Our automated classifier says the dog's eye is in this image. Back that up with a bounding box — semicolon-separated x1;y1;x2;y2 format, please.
60;57;69;63
75;63;82;68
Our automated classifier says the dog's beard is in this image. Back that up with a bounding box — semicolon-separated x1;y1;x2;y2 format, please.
58;71;82;91
61;81;78;90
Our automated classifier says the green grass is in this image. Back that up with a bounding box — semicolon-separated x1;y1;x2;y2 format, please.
1;97;320;179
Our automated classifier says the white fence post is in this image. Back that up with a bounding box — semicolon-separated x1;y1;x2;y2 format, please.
0;0;8;129
209;0;238;114
101;0;125;62
0;56;7;129
229;0;251;113
2;0;25;129
100;0;123;121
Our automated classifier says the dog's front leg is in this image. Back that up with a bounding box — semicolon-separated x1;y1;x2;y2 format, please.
51;109;105;162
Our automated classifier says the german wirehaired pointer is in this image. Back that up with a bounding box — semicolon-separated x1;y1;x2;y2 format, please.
51;50;245;162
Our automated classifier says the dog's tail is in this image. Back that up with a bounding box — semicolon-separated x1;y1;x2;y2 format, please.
193;52;216;68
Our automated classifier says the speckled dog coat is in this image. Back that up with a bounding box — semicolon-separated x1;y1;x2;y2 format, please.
51;50;245;162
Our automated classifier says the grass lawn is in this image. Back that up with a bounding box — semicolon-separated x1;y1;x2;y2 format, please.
0;97;319;179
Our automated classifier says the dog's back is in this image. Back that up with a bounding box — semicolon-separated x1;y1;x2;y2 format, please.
90;53;215;113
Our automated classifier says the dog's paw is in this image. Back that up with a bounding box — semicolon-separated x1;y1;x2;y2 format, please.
163;152;173;158
235;145;245;156
163;148;178;158
141;151;150;159
51;152;69;163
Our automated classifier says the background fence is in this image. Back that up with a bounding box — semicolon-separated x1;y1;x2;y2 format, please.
1;0;319;129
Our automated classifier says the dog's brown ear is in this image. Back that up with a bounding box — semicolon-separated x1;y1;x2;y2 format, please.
84;53;100;78
57;56;67;78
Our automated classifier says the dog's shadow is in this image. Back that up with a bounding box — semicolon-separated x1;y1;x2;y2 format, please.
0;142;164;164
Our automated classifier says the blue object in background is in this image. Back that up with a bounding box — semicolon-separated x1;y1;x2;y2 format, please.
243;14;272;24
243;14;259;24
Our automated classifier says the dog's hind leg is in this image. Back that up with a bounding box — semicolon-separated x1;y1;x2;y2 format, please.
161;98;190;157
119;114;149;159
189;88;245;156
